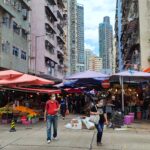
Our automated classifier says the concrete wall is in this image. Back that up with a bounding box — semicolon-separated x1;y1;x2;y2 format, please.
139;0;150;70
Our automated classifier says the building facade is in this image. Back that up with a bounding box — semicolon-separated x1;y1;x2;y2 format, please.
76;4;84;72
30;0;67;80
0;0;30;73
89;56;102;72
115;0;123;72
67;0;84;75
99;16;113;74
115;0;150;71
84;49;93;70
67;0;77;75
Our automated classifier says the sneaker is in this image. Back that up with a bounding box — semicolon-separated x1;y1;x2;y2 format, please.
97;142;102;146
47;140;51;144
53;136;59;140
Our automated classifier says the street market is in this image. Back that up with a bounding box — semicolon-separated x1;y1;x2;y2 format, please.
0;70;149;128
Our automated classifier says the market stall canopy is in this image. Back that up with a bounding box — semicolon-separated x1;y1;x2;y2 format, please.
0;70;23;79
65;70;109;80
7;87;61;94
111;70;150;81
0;73;54;86
111;70;150;112
143;67;150;73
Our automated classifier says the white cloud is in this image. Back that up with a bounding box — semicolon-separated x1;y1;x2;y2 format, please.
85;43;95;51
77;0;116;54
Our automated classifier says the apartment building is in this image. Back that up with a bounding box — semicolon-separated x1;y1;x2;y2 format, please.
0;0;30;73
30;0;67;80
115;0;150;71
84;49;93;71
89;56;103;72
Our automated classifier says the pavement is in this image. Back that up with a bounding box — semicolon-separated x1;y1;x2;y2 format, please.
0;115;150;150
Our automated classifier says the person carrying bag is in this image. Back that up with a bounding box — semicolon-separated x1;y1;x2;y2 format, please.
90;99;108;146
90;105;100;125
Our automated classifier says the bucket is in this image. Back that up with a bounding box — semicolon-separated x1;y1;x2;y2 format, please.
124;115;132;125
137;112;142;120
129;113;134;122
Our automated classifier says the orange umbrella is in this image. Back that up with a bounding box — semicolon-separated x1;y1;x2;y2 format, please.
0;70;23;79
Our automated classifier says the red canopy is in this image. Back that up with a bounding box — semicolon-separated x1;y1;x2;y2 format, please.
143;68;150;73
0;71;54;86
10;87;61;94
0;70;23;79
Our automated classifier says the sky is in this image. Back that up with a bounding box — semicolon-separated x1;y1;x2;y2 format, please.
77;0;116;56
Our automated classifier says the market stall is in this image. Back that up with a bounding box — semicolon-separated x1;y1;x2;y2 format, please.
0;70;55;125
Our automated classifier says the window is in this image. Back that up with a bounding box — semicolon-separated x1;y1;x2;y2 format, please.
21;51;26;60
12;46;19;57
2;15;11;28
13;22;20;35
2;40;10;52
22;9;28;20
22;29;28;39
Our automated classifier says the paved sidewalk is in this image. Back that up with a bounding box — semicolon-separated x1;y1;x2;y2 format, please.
0;115;150;150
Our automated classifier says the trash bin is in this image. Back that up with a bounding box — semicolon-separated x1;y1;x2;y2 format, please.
124;115;132;125
137;111;142;120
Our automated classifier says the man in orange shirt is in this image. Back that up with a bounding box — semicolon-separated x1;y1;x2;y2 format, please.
44;94;60;144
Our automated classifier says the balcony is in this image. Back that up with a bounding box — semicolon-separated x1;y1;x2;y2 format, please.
127;19;138;34
57;10;64;20
45;23;56;34
57;0;65;9
47;0;56;5
57;35;65;45
45;57;57;68
45;40;55;54
22;0;31;10
57;23;64;34
57;51;64;65
45;6;57;22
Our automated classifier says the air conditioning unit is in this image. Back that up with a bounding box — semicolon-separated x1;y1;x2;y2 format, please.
4;0;11;4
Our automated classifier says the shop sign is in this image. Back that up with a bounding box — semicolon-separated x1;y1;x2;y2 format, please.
101;80;110;88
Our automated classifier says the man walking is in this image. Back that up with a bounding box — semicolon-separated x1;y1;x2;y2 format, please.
44;94;60;144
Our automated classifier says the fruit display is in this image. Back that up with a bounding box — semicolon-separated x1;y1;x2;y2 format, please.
0;105;13;115
13;106;39;118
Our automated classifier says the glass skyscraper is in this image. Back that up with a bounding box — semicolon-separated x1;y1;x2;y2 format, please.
99;16;113;74
77;4;84;72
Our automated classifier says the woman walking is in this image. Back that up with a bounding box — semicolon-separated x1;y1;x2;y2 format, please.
60;96;67;120
90;99;108;146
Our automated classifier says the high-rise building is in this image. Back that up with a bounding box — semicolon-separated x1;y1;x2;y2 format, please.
89;56;103;72
113;36;117;74
84;49;93;70
76;4;84;72
0;0;30;73
115;0;123;72
67;0;77;75
30;0;67;80
115;0;150;71
62;0;68;76
67;1;84;75
99;16;113;74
